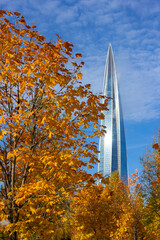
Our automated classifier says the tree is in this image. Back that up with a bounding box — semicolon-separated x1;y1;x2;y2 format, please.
112;134;160;240
140;133;160;239
71;172;131;240
71;183;113;240
0;10;108;239
114;171;148;240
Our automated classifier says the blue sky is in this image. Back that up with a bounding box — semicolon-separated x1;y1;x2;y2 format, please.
2;0;160;176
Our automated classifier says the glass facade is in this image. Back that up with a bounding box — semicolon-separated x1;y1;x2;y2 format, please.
98;44;128;182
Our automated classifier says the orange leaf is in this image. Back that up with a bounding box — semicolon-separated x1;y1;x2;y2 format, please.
152;143;159;150
75;53;82;58
0;115;4;125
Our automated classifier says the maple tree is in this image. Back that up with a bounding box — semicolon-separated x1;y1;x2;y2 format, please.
0;10;108;239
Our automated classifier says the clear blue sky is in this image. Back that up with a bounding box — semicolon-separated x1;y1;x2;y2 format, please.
2;0;160;176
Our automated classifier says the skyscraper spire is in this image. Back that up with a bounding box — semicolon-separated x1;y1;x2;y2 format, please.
98;44;128;182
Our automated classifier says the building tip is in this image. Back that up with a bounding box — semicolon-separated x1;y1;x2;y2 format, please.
107;43;113;56
109;42;112;49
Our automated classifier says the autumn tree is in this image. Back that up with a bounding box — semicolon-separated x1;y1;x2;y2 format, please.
0;10;108;240
115;138;160;240
113;170;150;240
70;171;154;240
140;133;160;239
70;172;132;240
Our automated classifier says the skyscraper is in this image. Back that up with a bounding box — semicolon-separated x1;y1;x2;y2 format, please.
98;44;128;182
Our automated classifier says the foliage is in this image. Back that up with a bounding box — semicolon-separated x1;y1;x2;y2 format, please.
70;170;156;240
0;10;108;239
71;173;130;240
0;8;159;240
140;133;160;239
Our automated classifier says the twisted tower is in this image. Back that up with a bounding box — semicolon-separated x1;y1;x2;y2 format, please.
98;44;128;182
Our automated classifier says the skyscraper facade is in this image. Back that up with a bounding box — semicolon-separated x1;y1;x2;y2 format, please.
98;44;128;182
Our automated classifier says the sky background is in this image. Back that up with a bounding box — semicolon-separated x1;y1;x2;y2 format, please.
2;0;160;176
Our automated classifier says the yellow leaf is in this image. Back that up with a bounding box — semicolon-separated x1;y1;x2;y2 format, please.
2;130;7;136
49;131;52;138
76;73;83;80
41;117;46;124
0;115;4;125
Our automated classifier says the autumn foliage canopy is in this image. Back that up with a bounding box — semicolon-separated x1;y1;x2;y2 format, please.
0;9;108;239
0;9;160;240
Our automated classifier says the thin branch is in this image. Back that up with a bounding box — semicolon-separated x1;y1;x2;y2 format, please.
21;162;30;187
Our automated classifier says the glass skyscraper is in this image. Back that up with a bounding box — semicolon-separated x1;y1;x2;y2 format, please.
98;44;128;182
